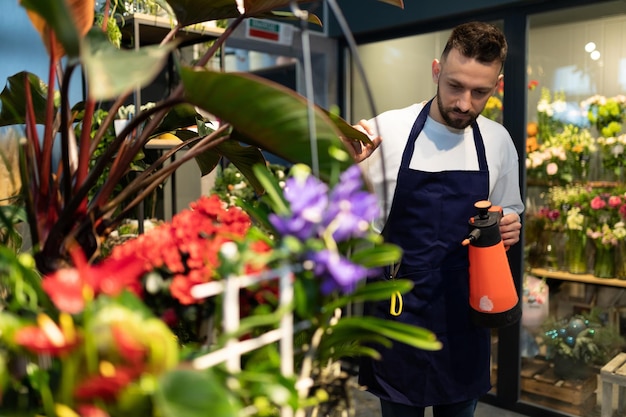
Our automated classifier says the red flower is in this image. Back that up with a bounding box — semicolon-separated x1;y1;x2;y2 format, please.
160;308;178;328
76;405;110;417
111;324;147;365
42;267;87;314
90;253;147;297
74;365;140;402
170;273;205;305
42;244;147;313
14;314;80;356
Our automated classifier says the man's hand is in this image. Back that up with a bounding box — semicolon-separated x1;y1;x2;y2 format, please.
500;212;522;249
344;119;382;163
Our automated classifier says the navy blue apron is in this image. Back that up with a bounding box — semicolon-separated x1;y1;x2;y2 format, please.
359;99;491;407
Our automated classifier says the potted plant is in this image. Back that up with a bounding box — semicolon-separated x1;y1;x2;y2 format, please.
0;0;396;274
540;310;624;380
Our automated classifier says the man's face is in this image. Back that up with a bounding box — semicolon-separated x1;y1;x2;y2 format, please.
432;48;502;129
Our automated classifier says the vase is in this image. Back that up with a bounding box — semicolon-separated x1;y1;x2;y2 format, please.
565;231;587;274
616;240;626;280
541;230;567;271
594;244;615;278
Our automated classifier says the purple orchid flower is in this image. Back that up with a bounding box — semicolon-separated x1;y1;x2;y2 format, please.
309;249;370;294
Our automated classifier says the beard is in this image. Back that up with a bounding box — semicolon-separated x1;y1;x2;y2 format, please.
436;88;479;129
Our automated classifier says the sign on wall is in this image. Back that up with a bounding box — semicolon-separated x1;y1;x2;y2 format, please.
245;18;293;45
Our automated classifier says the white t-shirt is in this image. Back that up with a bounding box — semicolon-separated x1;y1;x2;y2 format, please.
360;102;525;230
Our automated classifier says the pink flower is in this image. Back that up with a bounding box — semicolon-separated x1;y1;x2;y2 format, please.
546;162;558;176
608;195;622;208
590;196;607;210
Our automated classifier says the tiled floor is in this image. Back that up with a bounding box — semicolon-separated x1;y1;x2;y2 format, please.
352;385;530;417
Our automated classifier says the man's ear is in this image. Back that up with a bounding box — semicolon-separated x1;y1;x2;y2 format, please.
432;59;441;84
496;74;504;90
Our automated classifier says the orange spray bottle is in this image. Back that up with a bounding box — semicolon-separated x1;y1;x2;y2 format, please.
462;200;521;328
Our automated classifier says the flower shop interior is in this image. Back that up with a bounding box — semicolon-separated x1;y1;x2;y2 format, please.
2;0;626;416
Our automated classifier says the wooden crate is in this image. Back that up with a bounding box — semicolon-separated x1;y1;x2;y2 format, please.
519;358;597;416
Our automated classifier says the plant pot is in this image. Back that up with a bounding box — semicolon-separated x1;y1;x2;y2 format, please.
553;354;591;380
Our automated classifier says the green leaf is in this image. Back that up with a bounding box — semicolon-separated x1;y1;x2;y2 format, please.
82;28;178;101
331;316;442;351
252;164;289;215
180;68;353;180
324;279;413;312
20;0;81;58
350;244;402;268
166;0;321;27
214;142;268;194
0;72;50;127
193;149;222;177
155;104;200;135
155;369;241;417
323;106;372;146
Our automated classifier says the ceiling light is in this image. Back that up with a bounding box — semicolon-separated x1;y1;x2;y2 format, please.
590;50;601;60
584;42;596;52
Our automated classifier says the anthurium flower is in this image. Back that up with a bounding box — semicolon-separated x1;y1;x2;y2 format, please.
75;404;110;417
42;267;87;314
14;313;80;356
42;247;146;313
110;324;147;365
74;364;139;402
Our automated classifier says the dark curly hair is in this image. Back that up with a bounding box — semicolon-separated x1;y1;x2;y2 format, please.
441;22;507;69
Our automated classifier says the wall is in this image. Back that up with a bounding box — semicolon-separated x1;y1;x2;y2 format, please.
349;30;448;121
0;2;84;110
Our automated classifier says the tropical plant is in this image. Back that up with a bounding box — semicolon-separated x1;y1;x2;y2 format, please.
0;0;399;274
0;164;442;417
0;1;447;416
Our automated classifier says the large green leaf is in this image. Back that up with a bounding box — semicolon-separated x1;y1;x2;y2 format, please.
166;0;401;27
0;72;51;127
180;68;352;179
350;244;402;268
330;316;442;351
154;369;241;417
166;0;318;27
20;0;81;58
82;29;178;101
324;279;413;312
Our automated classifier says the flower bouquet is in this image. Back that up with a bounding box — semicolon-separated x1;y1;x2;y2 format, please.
0;162;442;417
581;94;626;138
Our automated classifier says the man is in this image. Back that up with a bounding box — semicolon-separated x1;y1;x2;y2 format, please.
347;22;524;417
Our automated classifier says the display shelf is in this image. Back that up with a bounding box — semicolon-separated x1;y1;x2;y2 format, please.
530;268;626;289
119;12;225;47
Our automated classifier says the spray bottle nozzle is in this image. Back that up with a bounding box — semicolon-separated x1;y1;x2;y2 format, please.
462;228;482;246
